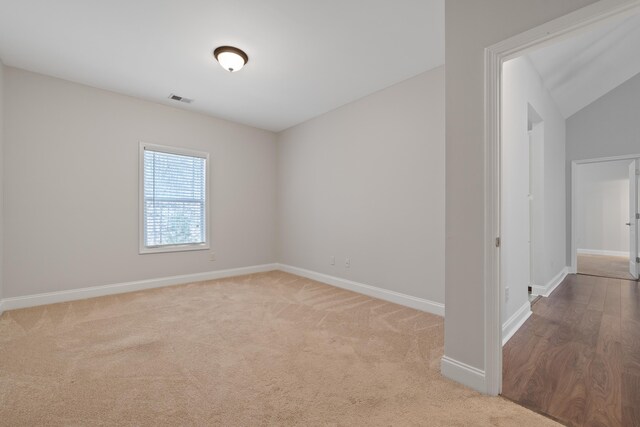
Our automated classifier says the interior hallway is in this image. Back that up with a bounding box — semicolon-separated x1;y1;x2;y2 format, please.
503;273;640;427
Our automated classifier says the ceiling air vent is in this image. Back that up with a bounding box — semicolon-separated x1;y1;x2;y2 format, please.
168;94;193;104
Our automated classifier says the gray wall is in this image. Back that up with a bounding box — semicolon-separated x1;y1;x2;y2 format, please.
501;55;566;328
3;67;278;298
0;60;4;305
567;72;640;161
277;67;445;304
566;71;640;261
444;0;599;389
2;64;446;312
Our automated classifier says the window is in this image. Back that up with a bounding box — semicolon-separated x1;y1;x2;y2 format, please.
139;143;209;253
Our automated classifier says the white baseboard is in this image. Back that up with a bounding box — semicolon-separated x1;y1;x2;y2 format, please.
502;301;531;345
441;356;486;393
531;266;569;297
0;263;445;319
577;248;629;257
276;264;445;316
0;263;278;312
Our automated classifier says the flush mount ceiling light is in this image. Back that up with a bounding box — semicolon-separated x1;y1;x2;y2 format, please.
213;46;249;72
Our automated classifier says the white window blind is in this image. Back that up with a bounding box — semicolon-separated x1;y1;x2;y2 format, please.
142;146;207;251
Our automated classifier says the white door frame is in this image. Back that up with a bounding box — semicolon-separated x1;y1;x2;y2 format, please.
483;0;640;396
570;154;640;274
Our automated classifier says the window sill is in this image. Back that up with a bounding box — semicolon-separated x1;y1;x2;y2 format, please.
139;243;209;255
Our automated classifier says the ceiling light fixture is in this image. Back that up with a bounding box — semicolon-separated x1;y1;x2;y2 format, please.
213;46;248;72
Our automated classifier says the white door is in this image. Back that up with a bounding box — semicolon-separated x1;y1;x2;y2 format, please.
629;159;639;279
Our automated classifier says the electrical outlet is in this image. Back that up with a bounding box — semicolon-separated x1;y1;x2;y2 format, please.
505;287;510;302
209;251;216;262
345;257;351;268
330;256;335;265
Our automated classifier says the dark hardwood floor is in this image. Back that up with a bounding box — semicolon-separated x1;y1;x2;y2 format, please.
578;254;635;281
502;274;640;427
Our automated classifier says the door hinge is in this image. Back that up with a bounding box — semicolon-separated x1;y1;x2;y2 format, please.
636;213;640;220
495;237;501;248
637;257;640;263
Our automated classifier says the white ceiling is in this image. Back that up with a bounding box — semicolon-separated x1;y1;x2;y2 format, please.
0;0;444;132
528;12;640;119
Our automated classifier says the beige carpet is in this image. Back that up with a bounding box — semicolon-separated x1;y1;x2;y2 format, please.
0;271;558;426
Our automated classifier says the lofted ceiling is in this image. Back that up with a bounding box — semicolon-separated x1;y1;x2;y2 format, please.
0;0;444;132
527;12;640;119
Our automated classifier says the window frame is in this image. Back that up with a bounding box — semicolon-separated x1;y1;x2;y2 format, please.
138;142;210;254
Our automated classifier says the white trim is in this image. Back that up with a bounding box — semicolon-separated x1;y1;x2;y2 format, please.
570;154;640;273
531;267;569;297
571;162;578;274
140;243;210;254
482;0;640;397
0;264;278;312
138;141;211;255
482;37;503;397
140;143;208;159
502;301;532;345
440;356;486;393
276;264;445;316
0;263;445;317
577;248;629;257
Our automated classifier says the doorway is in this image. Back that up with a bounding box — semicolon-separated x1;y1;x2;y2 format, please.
491;3;640;425
573;157;640;280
